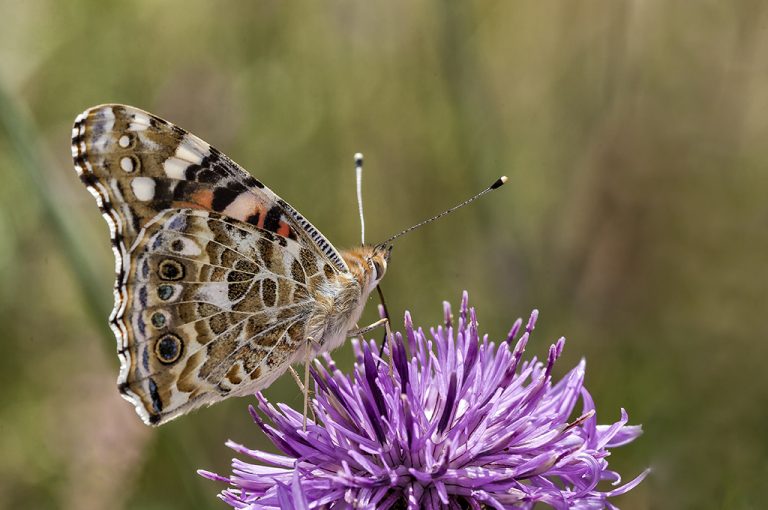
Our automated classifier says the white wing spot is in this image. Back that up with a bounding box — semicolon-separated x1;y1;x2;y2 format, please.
131;177;156;201
110;178;125;201
120;157;135;172
129;112;150;131
163;157;188;179
171;236;202;256
99;107;115;132
118;135;131;148
223;192;257;220
175;136;209;164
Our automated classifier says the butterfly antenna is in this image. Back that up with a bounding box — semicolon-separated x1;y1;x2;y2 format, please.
355;153;365;246
377;175;508;247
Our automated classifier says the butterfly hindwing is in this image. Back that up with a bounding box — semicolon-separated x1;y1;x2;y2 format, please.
119;209;329;425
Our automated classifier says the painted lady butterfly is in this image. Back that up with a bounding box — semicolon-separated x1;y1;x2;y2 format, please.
72;104;506;426
72;105;391;426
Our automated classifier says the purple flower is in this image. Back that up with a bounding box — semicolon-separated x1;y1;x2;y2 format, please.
200;293;648;509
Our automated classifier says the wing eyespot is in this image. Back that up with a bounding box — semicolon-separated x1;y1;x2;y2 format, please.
158;259;185;281
155;333;184;364
157;284;175;301
150;312;167;329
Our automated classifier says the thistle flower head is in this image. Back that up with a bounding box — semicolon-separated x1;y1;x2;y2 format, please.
200;293;648;509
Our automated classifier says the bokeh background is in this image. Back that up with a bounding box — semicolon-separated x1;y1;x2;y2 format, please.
1;1;766;508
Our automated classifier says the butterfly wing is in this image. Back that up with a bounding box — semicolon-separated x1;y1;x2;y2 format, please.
121;209;330;425
72;104;347;272
72;105;344;424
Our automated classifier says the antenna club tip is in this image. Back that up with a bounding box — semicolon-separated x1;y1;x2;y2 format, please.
491;176;508;190
354;153;364;164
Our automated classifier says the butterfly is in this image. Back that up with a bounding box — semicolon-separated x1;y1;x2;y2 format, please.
72;105;391;426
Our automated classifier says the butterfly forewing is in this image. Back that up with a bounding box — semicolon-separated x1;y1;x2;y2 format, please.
72;104;347;270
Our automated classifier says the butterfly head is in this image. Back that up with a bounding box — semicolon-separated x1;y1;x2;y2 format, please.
370;243;392;281
343;244;391;294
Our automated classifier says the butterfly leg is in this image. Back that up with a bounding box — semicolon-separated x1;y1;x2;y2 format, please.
287;366;316;422
347;317;388;338
301;336;322;431
288;365;304;389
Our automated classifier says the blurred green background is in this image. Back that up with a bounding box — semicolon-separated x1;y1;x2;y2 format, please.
1;1;766;508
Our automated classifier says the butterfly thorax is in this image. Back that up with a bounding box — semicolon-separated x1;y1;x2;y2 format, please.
305;246;387;354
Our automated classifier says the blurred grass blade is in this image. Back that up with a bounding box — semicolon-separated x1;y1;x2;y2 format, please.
0;85;218;508
0;83;113;346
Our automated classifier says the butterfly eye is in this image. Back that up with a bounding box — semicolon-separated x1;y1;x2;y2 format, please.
372;260;384;280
